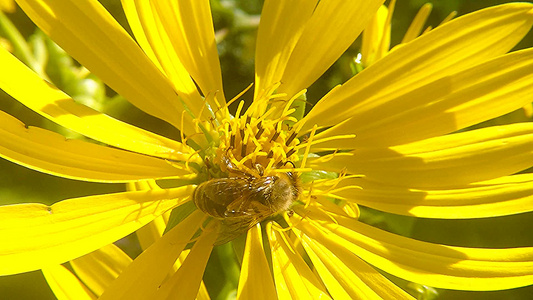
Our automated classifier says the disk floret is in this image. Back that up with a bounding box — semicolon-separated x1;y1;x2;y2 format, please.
215;116;300;177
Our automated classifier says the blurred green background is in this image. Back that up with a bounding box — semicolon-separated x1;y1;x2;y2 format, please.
0;0;532;299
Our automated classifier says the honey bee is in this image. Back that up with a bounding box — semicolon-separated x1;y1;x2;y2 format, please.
193;171;299;245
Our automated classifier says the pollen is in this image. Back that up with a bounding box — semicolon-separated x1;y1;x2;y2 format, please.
215;114;300;177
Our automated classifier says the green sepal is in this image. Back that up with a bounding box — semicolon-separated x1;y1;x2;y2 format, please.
299;170;338;184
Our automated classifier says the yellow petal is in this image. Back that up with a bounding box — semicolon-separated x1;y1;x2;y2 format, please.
237;223;277;300
295;206;533;291
304;3;533;136
99;210;204;300
127;181;173;250
136;215;167;250
0;111;189;182
320;48;533;147
310;123;533;187
121;0;210;121
361;4;390;67
42;265;96;300
153;223;217;300
0;186;194;275
279;0;384;98
120;0;162;70
171;249;211;300
299;230;414;299
253;0;318;101
267;224;331;300
0;46;195;161
401;3;432;43
332;174;533;219
70;244;132;297
15;0;192;132
0;0;15;13
150;0;224;102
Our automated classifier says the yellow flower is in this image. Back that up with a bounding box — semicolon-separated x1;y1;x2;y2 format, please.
1;0;533;299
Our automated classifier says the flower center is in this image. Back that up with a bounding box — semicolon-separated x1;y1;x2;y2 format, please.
213;115;300;178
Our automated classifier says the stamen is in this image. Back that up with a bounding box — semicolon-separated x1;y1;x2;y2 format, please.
285;131;298;146
255;122;264;139
210;90;224;118
235;100;245;119
300;125;317;170
226;83;253;112
247;81;281;116
285;148;296;158
294;133;356;150
230;128;236;149
240;130;248;158
270;130;281;142
271;167;312;174
173;149;200;172
280;89;307;118
312;151;350;164
180;110;186;143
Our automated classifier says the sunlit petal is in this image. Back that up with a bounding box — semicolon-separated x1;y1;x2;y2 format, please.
151;0;224;102
310;123;533;187
313;48;533;147
70;244;132;297
42;265;96;300
253;0;317;101
304;3;533;136
99;211;204;300
121;0;210;121
300;230;415;299
0;186;193;275
15;0;192;131
237;223;277;300
331;174;533;219
295;206;533;291
0;46;195;160
279;0;384;98
0;112;189;182
267;224;330;299
153;223;217;300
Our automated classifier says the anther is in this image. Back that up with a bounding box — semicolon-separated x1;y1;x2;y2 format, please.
255;121;264;139
241;142;247;158
230;134;236;149
285;131;298;146
286;148;296;158
267;150;274;159
255;128;265;140
270;131;281;142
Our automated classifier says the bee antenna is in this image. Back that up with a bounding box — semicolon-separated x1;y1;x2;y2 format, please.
285;161;296;168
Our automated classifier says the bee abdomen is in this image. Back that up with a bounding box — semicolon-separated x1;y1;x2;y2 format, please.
193;180;234;218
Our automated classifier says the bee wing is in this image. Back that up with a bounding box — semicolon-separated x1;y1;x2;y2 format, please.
224;176;276;217
215;203;272;246
201;177;252;206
